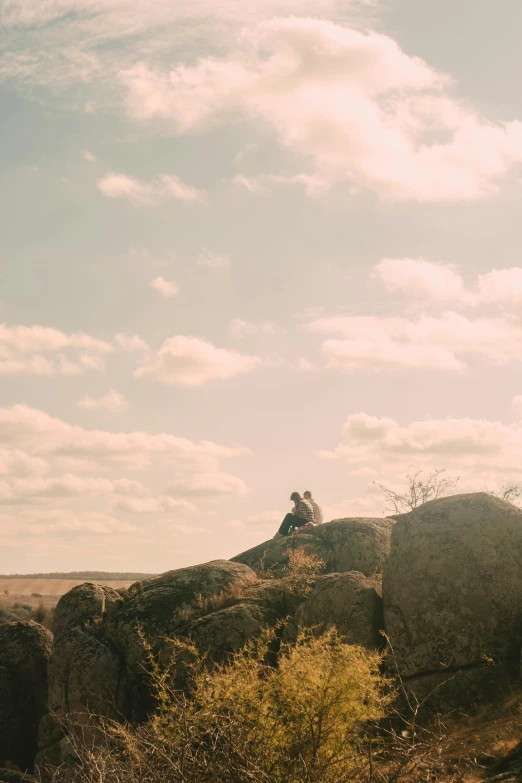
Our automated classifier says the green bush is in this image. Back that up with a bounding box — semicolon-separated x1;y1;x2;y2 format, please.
49;628;390;783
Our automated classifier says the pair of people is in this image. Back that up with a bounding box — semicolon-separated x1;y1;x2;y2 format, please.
275;490;324;538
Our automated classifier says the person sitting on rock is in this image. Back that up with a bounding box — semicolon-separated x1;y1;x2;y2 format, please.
274;492;316;538
304;490;323;525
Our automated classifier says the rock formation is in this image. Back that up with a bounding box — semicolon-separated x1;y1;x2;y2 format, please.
6;495;522;778
0;621;53;774
296;571;384;650
383;492;522;707
232;517;394;577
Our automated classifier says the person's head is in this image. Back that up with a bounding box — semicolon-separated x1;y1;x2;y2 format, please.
290;491;301;504
304;491;312;500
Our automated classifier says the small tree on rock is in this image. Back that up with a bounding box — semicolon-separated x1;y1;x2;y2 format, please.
374;468;459;515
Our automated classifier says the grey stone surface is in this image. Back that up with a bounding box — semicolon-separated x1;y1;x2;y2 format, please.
53;582;122;637
232;517;394;577
296;571;384;649
0;621;53;773
383;493;522;681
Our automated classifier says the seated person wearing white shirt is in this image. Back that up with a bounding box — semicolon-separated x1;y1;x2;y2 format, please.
304;490;323;525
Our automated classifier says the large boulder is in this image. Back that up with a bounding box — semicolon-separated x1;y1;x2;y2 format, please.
53;582;123;637
108;560;258;672
383;493;522;705
0;621;53;773
232;518;393;578
296;572;384;650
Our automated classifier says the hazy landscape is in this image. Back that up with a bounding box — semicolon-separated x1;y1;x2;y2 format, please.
4;0;522;781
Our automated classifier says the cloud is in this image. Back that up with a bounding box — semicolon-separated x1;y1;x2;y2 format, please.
122;18;522;202
321;411;522;488
307;312;522;371
150;276;180;299
114;333;150;352
0;449;48;477
97;172;206;204
373;258;522;306
0;324;112;375
196;247;230;269
0;473;146;506
111;496;198;514
166;471;249;499
0;404;250;471
13;509;138;537
78;389;128;412
373;258;472;304
229;318;276;338
135;335;261;386
82;150;96;162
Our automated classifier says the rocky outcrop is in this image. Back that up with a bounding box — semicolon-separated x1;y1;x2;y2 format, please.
37;560;266;777
296;572;384;650
53;582;122;637
383;493;522;706
232;517;394;577
0;621;53;773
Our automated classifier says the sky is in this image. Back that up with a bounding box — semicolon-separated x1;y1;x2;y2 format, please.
2;0;522;573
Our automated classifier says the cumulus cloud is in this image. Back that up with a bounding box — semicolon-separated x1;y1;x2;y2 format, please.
111;496;198;514
0;404;250;471
97;172;206;205
229;318;276;338
0;473;148;506
166;471;249;499
374;258;522;306
120;18;522;202
150;276;179;299
114;333;150;352
135;336;261;386
321;411;522;488
0;324;112;375
0;449;48;477
196;247;230;269
78;389;128;412
15;509;138;536
307;312;522;371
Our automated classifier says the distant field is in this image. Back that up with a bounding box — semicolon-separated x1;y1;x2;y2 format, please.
0;578;137;608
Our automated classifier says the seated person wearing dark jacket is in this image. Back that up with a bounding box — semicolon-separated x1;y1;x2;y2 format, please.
276;492;316;537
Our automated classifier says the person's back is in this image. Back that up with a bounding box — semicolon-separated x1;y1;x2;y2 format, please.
295;497;315;525
304;491;323;524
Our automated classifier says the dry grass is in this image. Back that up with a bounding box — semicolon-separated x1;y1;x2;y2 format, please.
0;578;135;598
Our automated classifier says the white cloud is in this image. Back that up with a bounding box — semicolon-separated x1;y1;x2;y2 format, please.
16;509;138;537
373;258;522;306
476;268;522;305
0;404;250;471
0;473;147;506
373;258;471;303
0;449;48;477
0;324;111;355
150;276;180;299
167;471;249;499
78;389;128;412
229;318;276;338
97;172;206;205
196;247;230;269
122;18;522;203
135;335;261;386
82;150;96;162
0;324;112;375
321;411;522;488
308;312;522;371
111;496;198;514
114;333;150;352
